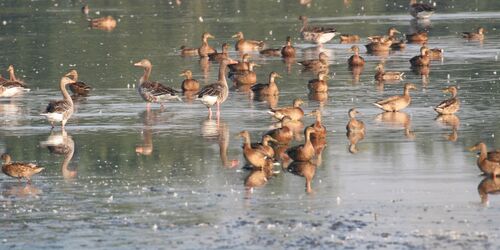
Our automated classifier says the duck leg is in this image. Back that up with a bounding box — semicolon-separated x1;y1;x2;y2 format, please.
146;103;151;111
208;107;212;120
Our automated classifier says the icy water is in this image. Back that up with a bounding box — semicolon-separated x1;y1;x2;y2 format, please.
1;0;500;249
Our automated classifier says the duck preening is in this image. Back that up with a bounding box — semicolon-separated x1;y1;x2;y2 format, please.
196;59;232;120
268;98;304;121
373;83;417;112
41;75;75;128
2;153;44;184
299;16;337;45
133;59;182;109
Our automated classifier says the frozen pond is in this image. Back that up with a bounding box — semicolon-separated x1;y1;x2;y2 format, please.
1;0;499;248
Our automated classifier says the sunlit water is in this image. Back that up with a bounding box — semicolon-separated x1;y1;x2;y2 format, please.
1;0;500;248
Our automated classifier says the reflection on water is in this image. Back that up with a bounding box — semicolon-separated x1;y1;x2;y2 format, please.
40;130;76;180
375;111;415;139
436;114;460;142
1;182;42;198
478;177;500;205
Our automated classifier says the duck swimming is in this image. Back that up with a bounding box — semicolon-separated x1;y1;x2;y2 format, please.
134;59;181;109
409;46;431;67
406;31;428;43
198;32;217;57
65;69;91;97
234;62;259;86
40;75;75;128
251;71;280;96
373;83;417;112
434;85;459;115
462;27;485;40
1;153;44;184
298;52;329;72
307;71;329;93
180;70;199;92
281;36;296;58
299;16;337;45
374;63;404;81
347;45;365;67
0;65;30;97
232;32;265;51
209;43;230;62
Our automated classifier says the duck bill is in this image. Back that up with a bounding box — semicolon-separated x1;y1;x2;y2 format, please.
468;146;477;151
133;62;142;67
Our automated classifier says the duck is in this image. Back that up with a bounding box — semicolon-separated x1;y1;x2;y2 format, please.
264;116;294;145
469;142;500;178
281;36;296;58
422;43;443;60
250;71;280;96
286;127;316;162
238;130;274;169
89;16;117;31
228;53;251;73
346;108;365;133
196;59;232;119
232;32;265;51
365;37;393;52
268;98;304;121
259;48;281;57
180;46;199;57
180;70;199;92
65;69;91;97
374;63;404;81
409;46;431;67
368;27;401;42
299;16;337;45
434;85;460;115
409;0;435;19
133;59;181;109
208;43;230;62
462;27;485;40
40;75;75;128
307;71;329;92
368;27;405;50
339;34;360;43
373;83;417;112
307;110;327;152
251;135;278;158
406;31;428;43
1;153;44;184
286;160;316;193
234;62;259;85
0;66;30;97
298;52;329;72
347;45;365;67
198;32;217;57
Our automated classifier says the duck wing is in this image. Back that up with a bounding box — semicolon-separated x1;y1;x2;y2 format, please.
196;82;223;98
45;100;72;113
487;150;500;162
435;98;458;110
142;81;180;97
412;3;435;12
375;95;402;105
1;80;28;88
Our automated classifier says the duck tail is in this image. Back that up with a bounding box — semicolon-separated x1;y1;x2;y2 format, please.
372;102;383;109
34;167;45;174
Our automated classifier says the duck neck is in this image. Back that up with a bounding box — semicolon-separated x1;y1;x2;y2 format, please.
3;155;11;164
218;62;227;87
140;66;151;84
478;144;487;161
315;113;322;124
242;135;251;148
450;89;457;98
8;70;16;81
268;75;276;86
300;18;308;32
404;86;411;96
304;130;312;145
60;80;73;106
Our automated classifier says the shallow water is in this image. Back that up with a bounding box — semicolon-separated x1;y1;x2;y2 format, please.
1;0;500;249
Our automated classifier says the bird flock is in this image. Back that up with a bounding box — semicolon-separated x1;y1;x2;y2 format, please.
1;1;499;192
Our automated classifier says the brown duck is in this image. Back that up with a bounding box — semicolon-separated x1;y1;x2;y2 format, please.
406;31;428;43
434;85;459;115
410;46;431;67
469;142;500;178
198;32;217;57
238;130;275;169
209;43;230;62
251;71;280;96
228;53;251;72
374;63;404;81
232;32;265;51
251;135;278;158
346;108;365;133
180;70;199;92
308;72;329;93
268;98;304;121
347;45;365;67
298;52;329;72
2;153;44;184
365;37;393;52
462;27;485;40
339;34;360;43
281;36;296;58
235;62;259;86
89;16;117;31
65;69;91;96
373;83;417;112
264;116;294;145
286;127;316;162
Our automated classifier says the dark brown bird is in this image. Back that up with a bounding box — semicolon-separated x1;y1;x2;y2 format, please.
2;153;44;184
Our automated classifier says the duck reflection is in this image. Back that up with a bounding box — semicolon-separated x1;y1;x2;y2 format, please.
375;111;415;139
435;114;460;142
284;160;317;193
1;182;42;198
244;161;275;190
135;109;163;156
253;94;279;109
40;129;76;180
89;16;117;31
201;117;238;168
0;100;26;127
477;177;500;205
349;65;364;84
199;56;210;79
283;57;296;74
346;108;365;154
